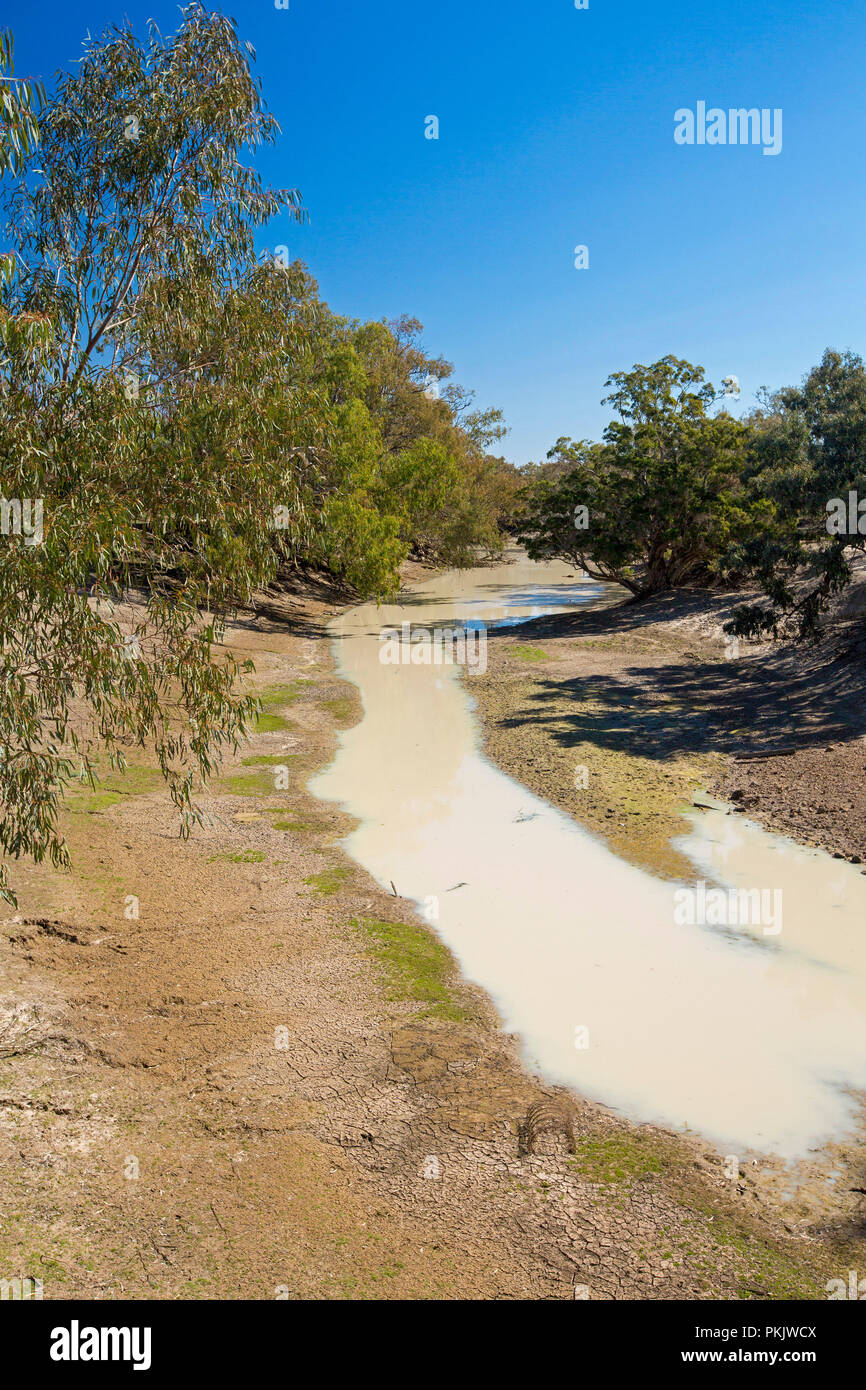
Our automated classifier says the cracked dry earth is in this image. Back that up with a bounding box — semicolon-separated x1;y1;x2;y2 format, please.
0;586;850;1300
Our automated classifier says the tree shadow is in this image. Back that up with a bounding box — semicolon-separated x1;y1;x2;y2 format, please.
493;639;866;761
483;586;737;642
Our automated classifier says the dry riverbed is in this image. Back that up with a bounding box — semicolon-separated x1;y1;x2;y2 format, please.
0;569;863;1300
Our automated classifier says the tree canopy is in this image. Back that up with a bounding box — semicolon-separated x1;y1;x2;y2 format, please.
0;5;515;902
518;356;768;598
728;349;866;640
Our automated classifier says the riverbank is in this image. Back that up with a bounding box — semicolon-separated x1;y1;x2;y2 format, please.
471;578;866;876
0;566;861;1300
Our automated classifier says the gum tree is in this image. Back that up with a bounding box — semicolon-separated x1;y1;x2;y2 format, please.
729;349;866;640
0;6;516;904
0;31;43;175
0;6;307;903
519;356;767;598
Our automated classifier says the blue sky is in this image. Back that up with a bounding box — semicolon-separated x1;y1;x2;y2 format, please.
5;0;866;462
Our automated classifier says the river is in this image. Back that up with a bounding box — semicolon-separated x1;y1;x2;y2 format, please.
310;554;866;1162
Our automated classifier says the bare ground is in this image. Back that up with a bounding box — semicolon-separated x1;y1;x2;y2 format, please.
0;573;863;1300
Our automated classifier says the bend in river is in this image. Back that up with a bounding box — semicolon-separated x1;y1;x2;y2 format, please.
310;555;866;1161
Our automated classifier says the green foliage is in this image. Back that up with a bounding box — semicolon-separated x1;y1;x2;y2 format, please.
519;357;769;599
728;349;866;640
352;916;471;1021
0;9;513;901
218;769;279;797
207;848;266;864
569;1133;668;1186
521;347;866;637
0;32;44;176
350;314;516;572
0;7;303;903
303;866;351;896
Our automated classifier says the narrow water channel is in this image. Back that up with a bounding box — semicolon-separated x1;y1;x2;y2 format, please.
310;554;866;1161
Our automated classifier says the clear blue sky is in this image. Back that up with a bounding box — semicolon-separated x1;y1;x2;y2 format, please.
5;0;866;463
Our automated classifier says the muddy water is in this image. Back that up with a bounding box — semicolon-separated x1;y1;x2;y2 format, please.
310;555;866;1160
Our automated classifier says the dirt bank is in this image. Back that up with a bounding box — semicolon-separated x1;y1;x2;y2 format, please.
471;581;866;876
0;570;862;1301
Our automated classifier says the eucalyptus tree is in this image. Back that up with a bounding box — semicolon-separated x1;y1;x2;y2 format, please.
0;31;43;176
0;6;307;903
519;356;767;598
352;314;514;566
0;7;518;903
729;349;866;640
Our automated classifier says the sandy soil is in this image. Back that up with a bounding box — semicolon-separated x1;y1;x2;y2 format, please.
0;569;862;1301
